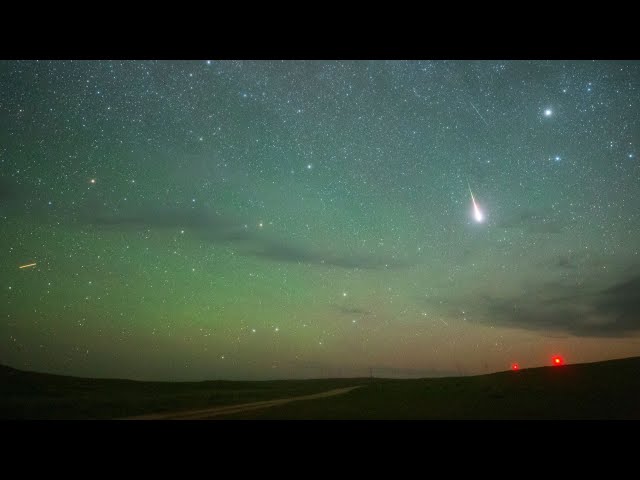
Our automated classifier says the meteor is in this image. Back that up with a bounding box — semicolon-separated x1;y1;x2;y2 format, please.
468;182;484;223
470;101;489;127
19;263;37;269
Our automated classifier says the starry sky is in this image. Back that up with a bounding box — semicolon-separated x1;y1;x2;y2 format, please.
1;60;639;381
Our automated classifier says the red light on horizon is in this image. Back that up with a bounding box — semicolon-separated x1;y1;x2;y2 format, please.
511;363;519;371
552;356;564;366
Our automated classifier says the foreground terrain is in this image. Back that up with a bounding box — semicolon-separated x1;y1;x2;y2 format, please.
1;357;639;419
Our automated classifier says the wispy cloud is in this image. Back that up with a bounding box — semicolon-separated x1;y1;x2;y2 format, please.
81;206;414;270
250;239;412;270
331;305;372;316
479;275;640;337
496;208;564;234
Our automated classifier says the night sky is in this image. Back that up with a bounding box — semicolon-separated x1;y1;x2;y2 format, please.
1;60;639;381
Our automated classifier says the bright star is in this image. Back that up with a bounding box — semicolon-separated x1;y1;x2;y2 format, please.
544;108;553;117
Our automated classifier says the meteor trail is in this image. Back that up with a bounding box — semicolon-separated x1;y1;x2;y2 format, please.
470;102;489;126
19;263;37;269
468;182;484;223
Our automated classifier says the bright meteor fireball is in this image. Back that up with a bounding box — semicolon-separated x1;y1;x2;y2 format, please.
468;182;484;223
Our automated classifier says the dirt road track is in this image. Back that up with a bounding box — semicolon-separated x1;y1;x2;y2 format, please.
121;385;362;420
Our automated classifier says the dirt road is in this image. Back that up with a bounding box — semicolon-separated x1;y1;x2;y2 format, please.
122;385;362;420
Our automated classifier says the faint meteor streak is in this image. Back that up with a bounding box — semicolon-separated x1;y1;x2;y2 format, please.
19;263;37;269
468;182;484;223
470;102;489;126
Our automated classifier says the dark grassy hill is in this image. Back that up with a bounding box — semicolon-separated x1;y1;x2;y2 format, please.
1;356;639;419
217;356;640;419
0;365;374;419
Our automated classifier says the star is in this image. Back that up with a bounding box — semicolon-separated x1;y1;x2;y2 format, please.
544;108;553;117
